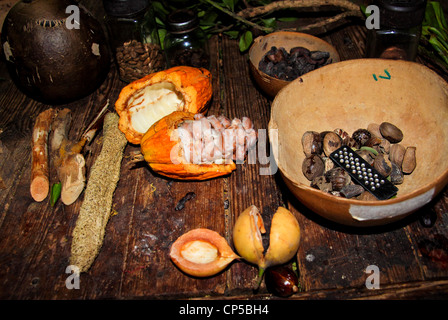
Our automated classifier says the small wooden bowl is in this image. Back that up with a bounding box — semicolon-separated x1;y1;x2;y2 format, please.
269;59;448;227
249;31;340;98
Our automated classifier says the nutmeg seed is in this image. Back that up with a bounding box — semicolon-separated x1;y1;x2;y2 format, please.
373;153;393;177
302;154;325;181
379;122;403;143
389;143;406;167
301;131;322;156
402;146;417;174
322;131;342;156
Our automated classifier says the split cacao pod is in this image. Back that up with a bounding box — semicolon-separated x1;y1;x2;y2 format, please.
115;66;212;144
140;111;236;180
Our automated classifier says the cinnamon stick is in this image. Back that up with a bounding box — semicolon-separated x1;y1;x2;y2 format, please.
30;108;55;202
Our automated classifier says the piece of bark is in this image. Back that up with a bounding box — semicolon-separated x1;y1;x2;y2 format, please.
30;108;55;202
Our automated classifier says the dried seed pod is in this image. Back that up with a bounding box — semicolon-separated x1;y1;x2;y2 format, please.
340;184;364;198
352;129;371;147
333;128;348;138
310;175;332;193
389;143;406;167
402;146;416;174
301;131;322;156
373;153;393;177
390;162;404;185
322;131;342;156
356;149;375;165
302;154;325;181
323;157;334;172
367;123;382;138
378;138;390;154
379;122;403;143
170;228;239;277
365;136;383;148
325;167;351;191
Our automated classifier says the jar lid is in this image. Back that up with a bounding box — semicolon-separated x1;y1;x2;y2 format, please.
166;9;199;33
103;0;149;17
375;0;427;29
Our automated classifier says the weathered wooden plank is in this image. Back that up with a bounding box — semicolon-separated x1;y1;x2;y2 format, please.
218;35;288;294
406;187;448;280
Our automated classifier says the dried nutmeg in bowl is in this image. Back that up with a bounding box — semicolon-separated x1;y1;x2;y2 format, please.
300;122;417;201
258;46;331;81
249;31;340;97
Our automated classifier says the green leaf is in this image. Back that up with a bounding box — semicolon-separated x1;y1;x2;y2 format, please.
222;0;238;12
239;30;253;52
50;182;61;207
200;11;219;25
261;17;277;29
158;29;167;49
224;30;239;39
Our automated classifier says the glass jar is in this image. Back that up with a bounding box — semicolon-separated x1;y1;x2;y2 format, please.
366;0;427;61
103;0;164;82
164;9;210;69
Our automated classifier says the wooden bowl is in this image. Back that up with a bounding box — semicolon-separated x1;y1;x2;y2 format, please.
269;59;448;227
249;31;340;98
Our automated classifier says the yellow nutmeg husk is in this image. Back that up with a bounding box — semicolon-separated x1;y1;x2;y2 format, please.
233;205;301;288
232;205;266;267
264;206;301;268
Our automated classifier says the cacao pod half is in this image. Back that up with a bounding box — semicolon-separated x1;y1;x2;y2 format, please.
115;66;212;144
140;111;236;180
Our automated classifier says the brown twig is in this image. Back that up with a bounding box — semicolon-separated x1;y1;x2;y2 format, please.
283;10;363;32
237;0;361;19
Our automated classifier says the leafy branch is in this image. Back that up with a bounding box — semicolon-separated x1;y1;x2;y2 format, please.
419;1;448;69
153;0;364;51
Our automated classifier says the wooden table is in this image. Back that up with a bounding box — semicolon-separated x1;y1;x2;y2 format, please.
0;6;447;303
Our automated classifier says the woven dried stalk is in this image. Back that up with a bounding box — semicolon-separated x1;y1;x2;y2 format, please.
70;112;127;272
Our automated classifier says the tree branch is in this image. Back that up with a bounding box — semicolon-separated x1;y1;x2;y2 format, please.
237;0;361;19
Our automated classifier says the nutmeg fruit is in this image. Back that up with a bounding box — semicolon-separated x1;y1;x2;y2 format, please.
233;205;300;287
170;228;239;277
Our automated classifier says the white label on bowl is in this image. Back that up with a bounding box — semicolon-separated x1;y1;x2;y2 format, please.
349;188;435;221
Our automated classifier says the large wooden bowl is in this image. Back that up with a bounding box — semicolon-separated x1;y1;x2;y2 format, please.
249;31;340;98
269;59;448;227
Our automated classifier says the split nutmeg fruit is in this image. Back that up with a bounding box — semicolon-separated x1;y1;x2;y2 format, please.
169;228;239;278
233;205;301;286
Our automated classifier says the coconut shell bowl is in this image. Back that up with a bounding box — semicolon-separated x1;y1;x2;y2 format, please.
249;31;340;98
268;59;448;227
